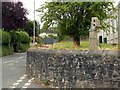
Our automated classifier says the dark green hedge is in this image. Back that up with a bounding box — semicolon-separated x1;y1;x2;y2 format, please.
2;44;14;56
11;31;30;44
1;29;11;45
10;31;30;52
1;30;30;56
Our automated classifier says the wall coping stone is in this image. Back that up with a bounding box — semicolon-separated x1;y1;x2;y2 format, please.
28;48;119;57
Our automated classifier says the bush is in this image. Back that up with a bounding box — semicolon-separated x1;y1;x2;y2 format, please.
10;31;22;52
20;31;30;44
2;30;11;45
10;31;30;52
2;44;14;56
19;43;30;52
10;31;22;43
35;37;44;45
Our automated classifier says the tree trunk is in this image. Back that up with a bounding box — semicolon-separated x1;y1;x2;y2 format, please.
73;36;80;47
13;42;19;52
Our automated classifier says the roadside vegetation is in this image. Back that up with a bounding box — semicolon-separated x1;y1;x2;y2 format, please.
1;2;32;57
1;2;117;56
1;29;30;56
32;39;118;51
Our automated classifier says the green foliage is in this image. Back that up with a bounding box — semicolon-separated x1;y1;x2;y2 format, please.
37;2;116;46
53;41;117;50
10;31;30;52
10;31;22;43
11;31;30;44
19;43;30;52
35;37;44;45
1;44;14;56
24;20;40;37
0;29;13;56
42;79;50;86
48;34;57;39
1;30;11;45
20;31;30;44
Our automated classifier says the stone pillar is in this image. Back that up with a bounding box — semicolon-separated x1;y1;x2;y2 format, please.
118;3;120;56
89;17;100;50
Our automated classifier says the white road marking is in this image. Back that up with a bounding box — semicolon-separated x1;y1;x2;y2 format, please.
10;86;16;88
9;74;34;89
3;56;25;64
9;74;27;88
23;75;27;77
3;61;12;64
17;80;22;83
22;78;34;88
24;83;31;86
13;83;19;86
20;76;26;80
16;56;24;60
22;86;27;88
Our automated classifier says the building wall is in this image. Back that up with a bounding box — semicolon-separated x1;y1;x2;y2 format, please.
97;8;118;44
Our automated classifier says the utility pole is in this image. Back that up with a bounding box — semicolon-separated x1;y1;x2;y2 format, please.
33;0;36;46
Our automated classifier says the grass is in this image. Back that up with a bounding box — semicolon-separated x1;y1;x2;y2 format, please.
33;41;118;50
1;45;14;57
99;43;118;50
52;41;118;50
53;41;88;50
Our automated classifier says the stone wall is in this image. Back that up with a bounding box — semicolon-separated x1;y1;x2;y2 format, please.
26;49;120;88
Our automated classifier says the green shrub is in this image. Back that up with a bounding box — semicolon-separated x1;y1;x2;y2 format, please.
35;37;44;45
2;44;14;56
10;31;22;43
19;43;30;52
10;31;30;52
2;30;11;45
20;31;30;44
30;37;33;42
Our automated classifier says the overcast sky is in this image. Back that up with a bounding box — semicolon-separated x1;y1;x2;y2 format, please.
18;0;119;23
19;0;48;21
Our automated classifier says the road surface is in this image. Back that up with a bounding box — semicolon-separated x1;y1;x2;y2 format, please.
0;53;44;89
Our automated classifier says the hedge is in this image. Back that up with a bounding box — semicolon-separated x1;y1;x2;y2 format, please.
19;43;30;52
10;31;30;52
20;31;30;44
1;30;30;56
1;44;14;56
1;30;11;45
10;31;22;43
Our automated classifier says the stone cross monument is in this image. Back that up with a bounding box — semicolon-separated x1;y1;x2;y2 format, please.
89;17;100;50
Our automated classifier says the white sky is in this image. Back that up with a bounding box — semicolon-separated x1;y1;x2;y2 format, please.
18;0;48;22
17;0;119;23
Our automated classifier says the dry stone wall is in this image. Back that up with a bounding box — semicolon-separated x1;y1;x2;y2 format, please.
26;49;120;88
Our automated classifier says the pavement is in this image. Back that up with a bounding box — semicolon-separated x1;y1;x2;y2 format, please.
0;53;44;89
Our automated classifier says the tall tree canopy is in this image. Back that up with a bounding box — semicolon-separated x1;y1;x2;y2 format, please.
37;2;116;46
24;20;40;37
2;2;28;31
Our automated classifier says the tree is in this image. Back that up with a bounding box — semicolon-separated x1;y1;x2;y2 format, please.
2;2;28;31
37;2;116;46
24;20;40;37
